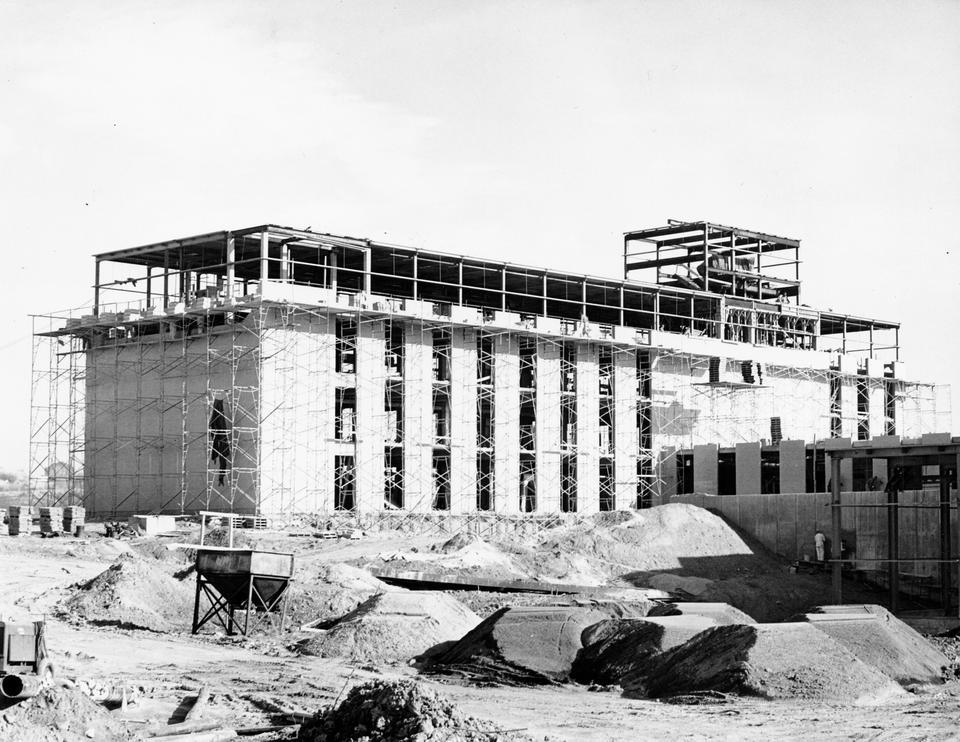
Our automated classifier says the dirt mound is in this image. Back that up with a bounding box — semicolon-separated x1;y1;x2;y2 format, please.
797;605;949;686
0;686;131;741
297;679;529;741
520;504;768;583
295;590;480;663
58;554;195;632
573;614;720;686
287;561;389;627
128;538;191;564
623;623;904;703
428;603;657;685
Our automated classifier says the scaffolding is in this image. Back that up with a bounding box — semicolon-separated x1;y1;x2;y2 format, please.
26;221;945;530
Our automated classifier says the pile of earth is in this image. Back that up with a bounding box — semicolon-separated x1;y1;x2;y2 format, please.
294;589;480;663
622;622;905;704
514;504;766;582
286;561;389;628
572;611;743;686
57;553;195;632
297;679;530;742
367;533;528;581
427;602;665;685
0;686;132;742
796;605;950;685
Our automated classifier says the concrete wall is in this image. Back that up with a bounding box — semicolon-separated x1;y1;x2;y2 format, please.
85;314;262;516
259;310;335;514
674;490;958;583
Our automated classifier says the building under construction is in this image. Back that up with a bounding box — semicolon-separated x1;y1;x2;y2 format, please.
30;220;951;519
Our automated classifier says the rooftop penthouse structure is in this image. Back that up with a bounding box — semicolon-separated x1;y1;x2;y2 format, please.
29;220;950;518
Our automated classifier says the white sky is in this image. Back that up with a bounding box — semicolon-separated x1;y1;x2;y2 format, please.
0;0;958;472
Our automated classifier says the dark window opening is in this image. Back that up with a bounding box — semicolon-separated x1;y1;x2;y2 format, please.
385;448;403;509
709;357;721;383
477;453;494;510
335;318;357;373
806;449;826;493
432;452;450;510
334;456;356;511
432;330;451;382
561;456;577;513
718;451;736;496
519;338;536;389
520;392;536;452
599;460;615;511
677;453;694;495
335;388;356;441
520;455;536;512
761;450;780;494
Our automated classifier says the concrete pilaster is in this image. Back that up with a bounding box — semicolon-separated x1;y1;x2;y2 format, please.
403;322;433;512
576;342;600;513
449;327;478;514
536;339;561;513
693;443;718;494
779;439;806;494
494;333;520;513
354;319;386;513
735;441;761;494
613;348;638;509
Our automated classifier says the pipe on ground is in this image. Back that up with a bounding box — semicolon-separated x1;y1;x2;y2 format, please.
0;673;42;700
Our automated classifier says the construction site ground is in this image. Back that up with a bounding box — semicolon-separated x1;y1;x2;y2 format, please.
3;505;960;741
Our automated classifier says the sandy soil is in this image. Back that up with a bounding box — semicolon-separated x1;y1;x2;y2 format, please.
2;524;960;741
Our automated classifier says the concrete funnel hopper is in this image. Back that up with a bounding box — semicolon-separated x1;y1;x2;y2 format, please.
192;549;295;636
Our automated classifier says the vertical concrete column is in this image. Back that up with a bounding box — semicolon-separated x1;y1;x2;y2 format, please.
576;342;600;513
693;444;719;494
355;319;386;514
735;441;761;494
841;377;858;439
613;348;638;509
313;314;337;513
449;327;478;514
536;339;562;514
780;439;806;494
494;333;520;513
403;322;433;512
869;383;885;439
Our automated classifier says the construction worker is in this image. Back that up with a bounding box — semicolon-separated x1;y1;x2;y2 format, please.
814;530;826;562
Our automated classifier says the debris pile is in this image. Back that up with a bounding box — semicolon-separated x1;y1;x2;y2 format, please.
287;561;389;627
0;686;131;742
428;603;656;685
297;679;527;742
521;504;762;581
572;614;720;686
58;553;195;632
797;605;950;686
295;589;480;663
622;622;905;703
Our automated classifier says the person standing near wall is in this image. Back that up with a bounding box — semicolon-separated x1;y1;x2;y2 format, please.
814;529;826;562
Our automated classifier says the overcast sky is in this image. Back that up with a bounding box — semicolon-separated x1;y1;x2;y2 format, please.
1;0;958;473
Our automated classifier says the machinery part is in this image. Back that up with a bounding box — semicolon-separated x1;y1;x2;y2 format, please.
0;673;42;700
